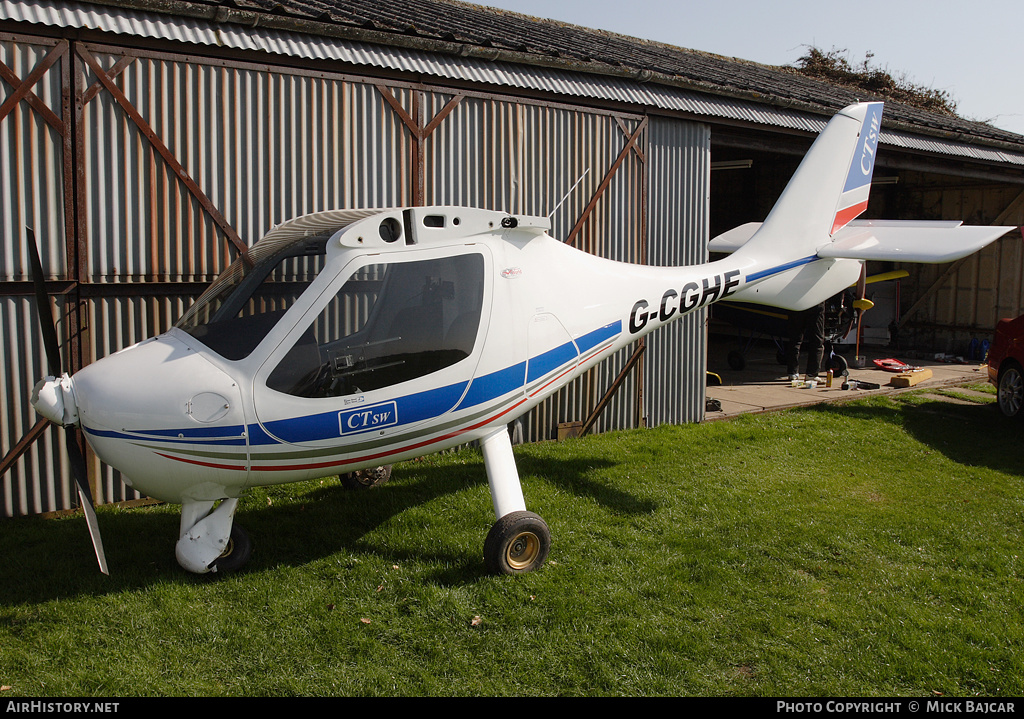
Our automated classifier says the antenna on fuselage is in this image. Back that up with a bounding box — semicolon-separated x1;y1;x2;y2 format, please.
547;168;591;226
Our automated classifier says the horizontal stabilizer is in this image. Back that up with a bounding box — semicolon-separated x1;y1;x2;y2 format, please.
710;220;1012;264
817;221;1012;263
708;222;760;254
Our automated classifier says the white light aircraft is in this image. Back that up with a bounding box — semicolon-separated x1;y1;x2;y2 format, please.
28;102;1012;576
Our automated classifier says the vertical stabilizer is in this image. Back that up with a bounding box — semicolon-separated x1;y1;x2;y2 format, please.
733;102;884;266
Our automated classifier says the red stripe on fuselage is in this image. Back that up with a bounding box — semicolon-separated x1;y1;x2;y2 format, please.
156;342;615;475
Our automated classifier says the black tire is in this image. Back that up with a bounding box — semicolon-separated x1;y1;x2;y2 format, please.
210;524;252;574
484;511;551;575
998;361;1024;419
727;350;745;371
340;465;392;490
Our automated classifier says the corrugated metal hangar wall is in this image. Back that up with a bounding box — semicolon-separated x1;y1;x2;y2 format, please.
1;32;709;516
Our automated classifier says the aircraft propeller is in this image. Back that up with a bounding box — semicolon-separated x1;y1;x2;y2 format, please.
27;229;109;575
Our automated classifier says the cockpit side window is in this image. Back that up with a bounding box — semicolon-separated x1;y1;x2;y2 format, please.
267;253;485;398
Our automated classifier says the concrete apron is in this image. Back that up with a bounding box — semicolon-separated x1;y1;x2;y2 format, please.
704;339;991;421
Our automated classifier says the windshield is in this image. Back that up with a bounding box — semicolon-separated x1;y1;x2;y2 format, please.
175;234;330;360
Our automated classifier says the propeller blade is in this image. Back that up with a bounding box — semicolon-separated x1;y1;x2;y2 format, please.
65;426;109;575
27;228;109;574
26;228;62;377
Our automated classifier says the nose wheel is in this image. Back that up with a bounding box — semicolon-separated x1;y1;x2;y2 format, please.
210;524;252;574
176;498;251;574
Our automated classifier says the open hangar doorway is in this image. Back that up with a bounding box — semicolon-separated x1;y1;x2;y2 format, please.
705;123;1024;383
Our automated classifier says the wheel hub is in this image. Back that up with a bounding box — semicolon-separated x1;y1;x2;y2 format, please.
219;538;236;559
506;531;540;570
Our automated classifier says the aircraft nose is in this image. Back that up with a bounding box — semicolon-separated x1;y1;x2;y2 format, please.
71;333;241;435
64;332;249;502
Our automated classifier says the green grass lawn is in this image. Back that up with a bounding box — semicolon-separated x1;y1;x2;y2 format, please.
1;389;1021;697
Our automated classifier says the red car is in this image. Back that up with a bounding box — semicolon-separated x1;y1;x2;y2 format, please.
988;314;1024;418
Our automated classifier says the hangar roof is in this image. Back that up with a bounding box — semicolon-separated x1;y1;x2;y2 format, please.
8;0;1024;165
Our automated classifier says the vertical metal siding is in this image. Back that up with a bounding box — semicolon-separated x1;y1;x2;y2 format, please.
645;117;711;426
1;35;73;518
0;36;67;282
1;294;74;515
424;92;517;211
80;46;415;284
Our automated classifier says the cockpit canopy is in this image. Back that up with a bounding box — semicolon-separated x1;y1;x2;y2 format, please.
174;209;486;399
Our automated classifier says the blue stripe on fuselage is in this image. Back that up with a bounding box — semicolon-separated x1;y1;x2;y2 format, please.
455;361;526;411
527;341;578;384
262;320;621;443
457;320;621;409
88;321;623;447
257;380;471;444
745;255;819;283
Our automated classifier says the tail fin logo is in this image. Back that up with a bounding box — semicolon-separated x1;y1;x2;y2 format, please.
832;102;884;235
847;102;882;189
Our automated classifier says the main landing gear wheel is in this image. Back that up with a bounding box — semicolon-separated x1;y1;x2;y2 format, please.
340;465;392;490
484;511;551;575
210;525;252;574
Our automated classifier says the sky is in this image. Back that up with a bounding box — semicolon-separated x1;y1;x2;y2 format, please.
475;0;1024;138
